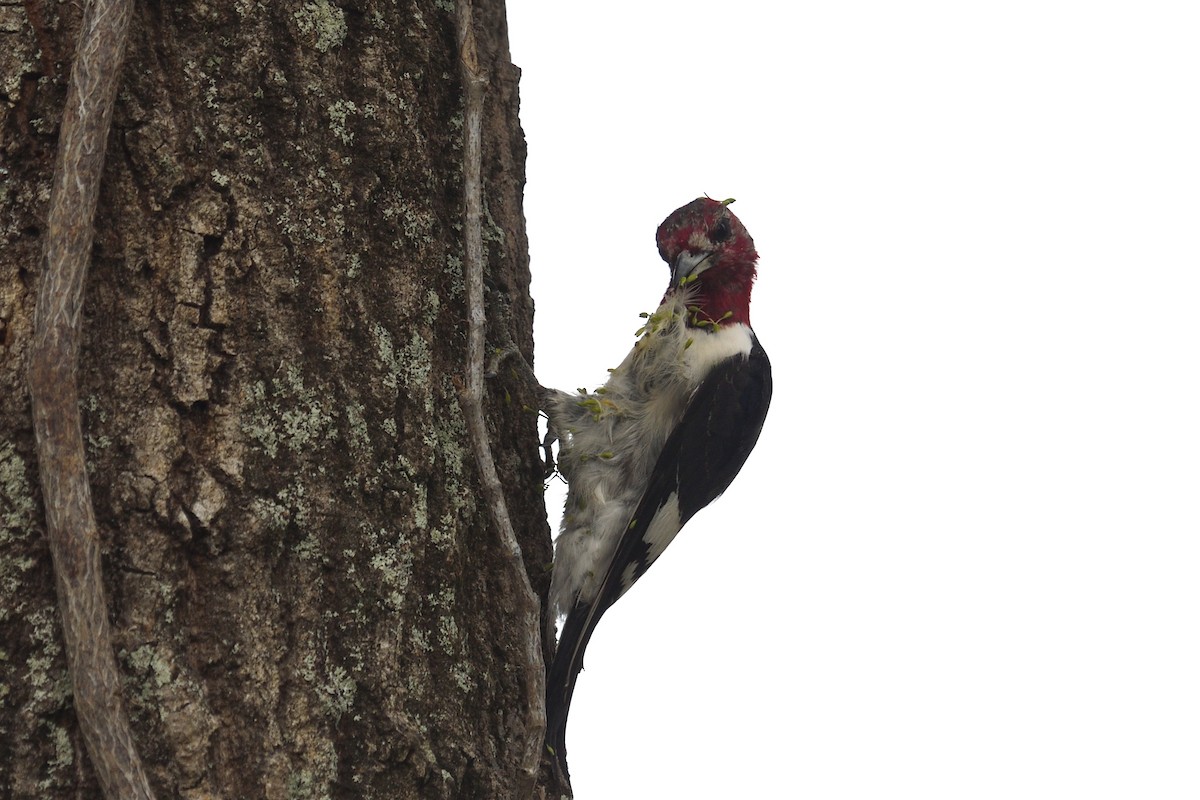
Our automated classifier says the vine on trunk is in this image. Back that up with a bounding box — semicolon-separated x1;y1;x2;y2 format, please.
454;1;548;796
27;1;156;798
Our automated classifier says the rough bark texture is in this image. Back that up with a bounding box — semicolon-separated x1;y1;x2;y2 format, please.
1;2;555;798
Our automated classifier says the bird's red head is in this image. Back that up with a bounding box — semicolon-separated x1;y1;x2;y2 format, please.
656;198;759;327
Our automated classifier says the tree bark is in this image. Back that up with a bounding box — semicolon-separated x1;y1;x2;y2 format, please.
1;2;555;798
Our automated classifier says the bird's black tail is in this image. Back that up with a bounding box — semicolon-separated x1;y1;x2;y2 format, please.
544;597;611;787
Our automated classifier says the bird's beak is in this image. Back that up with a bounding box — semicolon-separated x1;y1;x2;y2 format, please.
672;251;714;286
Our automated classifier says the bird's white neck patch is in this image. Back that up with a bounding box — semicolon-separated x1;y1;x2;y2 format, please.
683;322;753;383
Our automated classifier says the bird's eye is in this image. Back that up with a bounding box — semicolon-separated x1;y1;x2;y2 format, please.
711;218;732;243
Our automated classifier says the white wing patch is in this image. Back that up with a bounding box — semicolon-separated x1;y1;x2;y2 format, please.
620;493;682;596
644;493;682;561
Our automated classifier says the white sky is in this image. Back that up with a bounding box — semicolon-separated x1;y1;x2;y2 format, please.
505;2;1200;797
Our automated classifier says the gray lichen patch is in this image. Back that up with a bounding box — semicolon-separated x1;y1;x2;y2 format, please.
22;606;70;712
316;662;357;721
428;514;454;552
242;367;337;460
0;443;38;621
40;724;74;790
343;401;370;450
326;99;359;145
292;0;348;54
0;442;35;536
372;323;437;417
250;477;314;538
367;526;415;611
125;643;174;694
380;193;436;247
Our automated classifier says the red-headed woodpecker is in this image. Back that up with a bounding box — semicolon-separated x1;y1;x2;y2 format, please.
543;198;772;783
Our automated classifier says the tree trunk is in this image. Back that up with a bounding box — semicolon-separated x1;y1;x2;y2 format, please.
1;2;556;797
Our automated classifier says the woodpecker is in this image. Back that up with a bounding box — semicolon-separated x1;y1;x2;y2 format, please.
543;197;772;783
